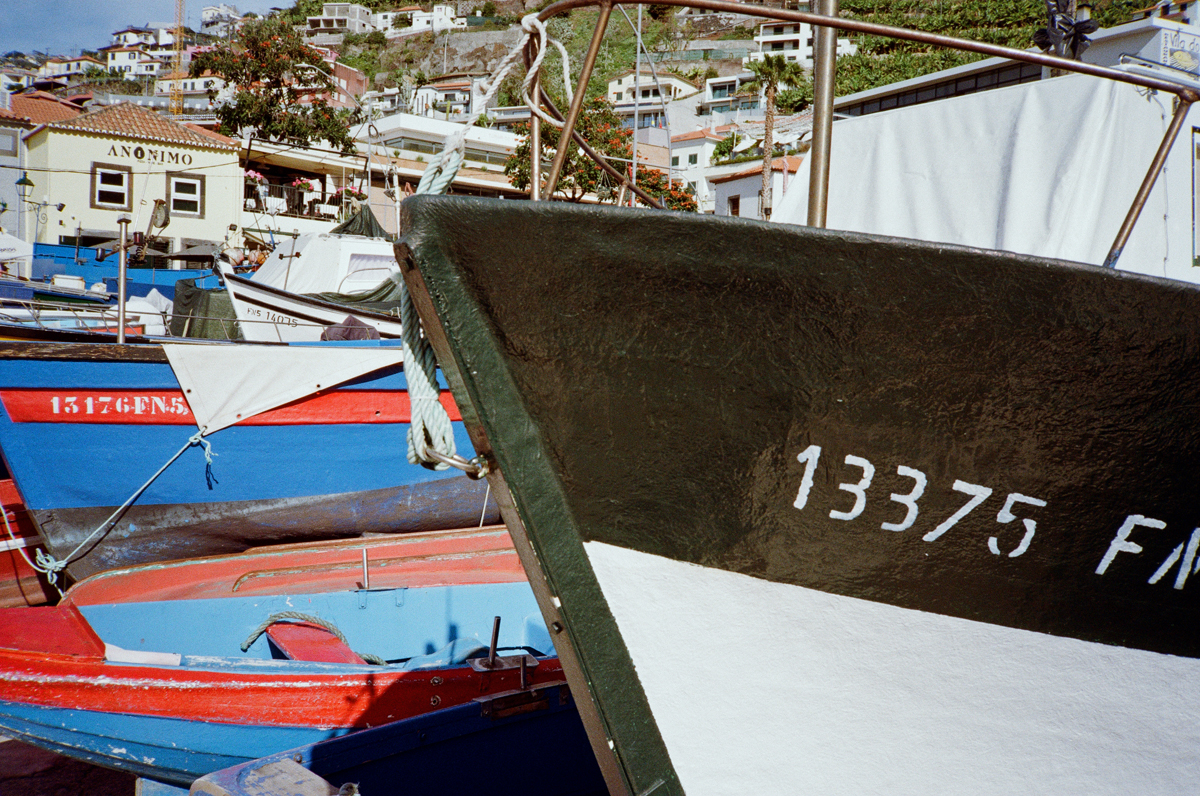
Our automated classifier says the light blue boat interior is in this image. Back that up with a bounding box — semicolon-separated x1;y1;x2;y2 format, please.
0;581;555;786
80;581;554;669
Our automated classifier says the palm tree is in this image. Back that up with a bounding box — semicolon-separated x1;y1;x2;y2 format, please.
743;54;808;220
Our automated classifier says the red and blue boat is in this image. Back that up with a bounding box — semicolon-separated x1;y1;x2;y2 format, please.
0;339;496;579
192;682;606;796
0;526;561;787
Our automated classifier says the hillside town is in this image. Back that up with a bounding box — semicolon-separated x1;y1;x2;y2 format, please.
1;0;1196;263
6;1;1200;795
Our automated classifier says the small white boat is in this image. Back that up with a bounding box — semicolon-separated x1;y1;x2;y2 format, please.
225;209;402;342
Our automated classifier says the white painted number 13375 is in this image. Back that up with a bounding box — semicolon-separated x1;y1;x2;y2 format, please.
792;444;1045;558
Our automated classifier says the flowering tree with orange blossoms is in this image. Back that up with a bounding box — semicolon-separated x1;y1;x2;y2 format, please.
191;19;360;154
505;97;694;210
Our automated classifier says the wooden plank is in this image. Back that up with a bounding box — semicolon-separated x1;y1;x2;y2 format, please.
266;622;366;665
0;604;104;659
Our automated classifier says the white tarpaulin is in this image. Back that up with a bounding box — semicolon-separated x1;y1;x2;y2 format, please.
0;232;32;262
252;233;398;295
164;343;404;435
774;74;1177;273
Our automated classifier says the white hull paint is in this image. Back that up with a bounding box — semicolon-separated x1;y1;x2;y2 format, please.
586;541;1200;795
223;275;403;343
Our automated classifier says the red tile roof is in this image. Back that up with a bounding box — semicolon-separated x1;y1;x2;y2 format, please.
671;127;730;143
0;91;83;125
42;102;237;149
183;123;236;146
710;155;805;184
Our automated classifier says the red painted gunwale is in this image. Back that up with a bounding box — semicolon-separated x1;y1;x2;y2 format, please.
0;389;462;425
65;526;522;605
0;650;564;728
0;525;555;728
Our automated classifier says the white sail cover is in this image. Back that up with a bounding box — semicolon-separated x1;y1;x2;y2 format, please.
0;232;32;263
251;233;398;295
164;343;403;435
774;74;1185;279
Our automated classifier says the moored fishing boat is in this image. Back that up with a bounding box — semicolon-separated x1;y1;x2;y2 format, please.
0;339;495;580
0;526;560;786
387;2;1200;793
191;682;605;796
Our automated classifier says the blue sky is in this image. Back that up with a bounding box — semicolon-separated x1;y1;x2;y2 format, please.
0;1;292;57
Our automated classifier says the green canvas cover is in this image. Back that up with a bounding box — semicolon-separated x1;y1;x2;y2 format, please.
307;272;405;312
330;205;392;240
169;278;243;340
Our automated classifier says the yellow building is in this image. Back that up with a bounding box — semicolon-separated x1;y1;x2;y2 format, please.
22;103;241;252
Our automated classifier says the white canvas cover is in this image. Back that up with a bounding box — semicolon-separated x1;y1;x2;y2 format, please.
164;343;403;435
0;232;33;262
251;233;398;295
775;74;1181;276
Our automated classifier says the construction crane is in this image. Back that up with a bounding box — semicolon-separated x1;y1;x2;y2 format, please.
169;0;185;115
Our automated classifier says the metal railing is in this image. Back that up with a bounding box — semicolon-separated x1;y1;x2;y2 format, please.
243;182;348;221
526;0;1200;268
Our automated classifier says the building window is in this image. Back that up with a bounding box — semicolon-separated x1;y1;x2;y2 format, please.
671;155;679;167
91;162;132;211
168;172;205;217
728;195;740;216
688;153;698;165
615;91;623;101
0;129;16;157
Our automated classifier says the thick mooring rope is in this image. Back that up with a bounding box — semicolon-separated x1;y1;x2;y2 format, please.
400;14;568;473
240;611;387;666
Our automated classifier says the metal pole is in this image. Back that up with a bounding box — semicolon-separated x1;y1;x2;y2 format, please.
543;0;614;198
1103;97;1192;268
488;615;501;667
807;0;837;228
117;216;130;345
632;3;642;203
529;38;543;200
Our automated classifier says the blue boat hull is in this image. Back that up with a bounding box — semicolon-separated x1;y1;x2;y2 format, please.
0;343;497;578
194;683;608;796
0;700;345;786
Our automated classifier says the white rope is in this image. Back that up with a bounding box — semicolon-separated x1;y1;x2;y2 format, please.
30;430;216;592
0;496;43;593
403;14;573;471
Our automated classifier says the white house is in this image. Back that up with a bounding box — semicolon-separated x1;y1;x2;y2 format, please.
36;57;106;80
373;6;421;33
409;76;486;119
362;86;407;117
712;155;803;220
698;72;764;119
669;126;732;213
102;47;148;76
406;5;467;34
1;69;36;93
305;3;375;44
607;69;699;104
110;27;157;48
747;20;857;66
368;112;518;171
201;4;243;37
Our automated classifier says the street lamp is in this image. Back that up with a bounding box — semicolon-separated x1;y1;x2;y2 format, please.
14;172;64;245
15;172;34;204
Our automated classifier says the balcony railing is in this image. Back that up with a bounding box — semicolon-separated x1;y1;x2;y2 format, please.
244;182;351;220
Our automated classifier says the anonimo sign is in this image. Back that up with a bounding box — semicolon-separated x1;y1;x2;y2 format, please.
105;144;193;166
